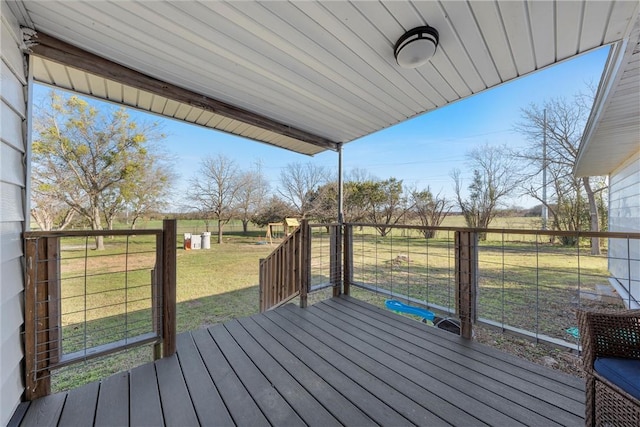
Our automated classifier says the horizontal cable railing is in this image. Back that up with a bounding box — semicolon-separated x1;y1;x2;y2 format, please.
23;221;176;399
308;223;341;293
340;223;640;348
347;223;458;316
475;229;639;348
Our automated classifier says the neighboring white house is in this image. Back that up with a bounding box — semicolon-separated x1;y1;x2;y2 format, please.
575;19;640;309
2;1;639;424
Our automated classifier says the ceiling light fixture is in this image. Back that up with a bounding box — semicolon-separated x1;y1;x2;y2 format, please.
394;25;439;69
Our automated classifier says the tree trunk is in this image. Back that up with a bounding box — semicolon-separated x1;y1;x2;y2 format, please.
130;215;140;230
582;177;601;255
92;204;104;250
217;219;223;244
242;219;249;234
32;210;52;231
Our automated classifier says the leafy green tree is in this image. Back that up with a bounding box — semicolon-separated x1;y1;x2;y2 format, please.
252;196;294;227
32;90;165;249
307;182;339;223
358;178;412;237
121;152;176;230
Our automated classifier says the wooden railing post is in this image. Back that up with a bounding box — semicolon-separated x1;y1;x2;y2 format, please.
24;237;55;400
343;223;353;296
259;259;265;312
455;230;478;339
300;220;310;308
162;219;177;357
330;224;342;297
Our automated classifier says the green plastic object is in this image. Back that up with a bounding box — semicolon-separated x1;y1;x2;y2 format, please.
566;327;580;339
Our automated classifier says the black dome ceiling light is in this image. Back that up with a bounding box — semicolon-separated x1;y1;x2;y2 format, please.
394;25;439;69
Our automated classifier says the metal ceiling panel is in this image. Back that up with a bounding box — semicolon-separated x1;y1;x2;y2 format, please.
15;0;640;156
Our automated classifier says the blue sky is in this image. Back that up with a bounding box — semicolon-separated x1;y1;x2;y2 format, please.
35;46;609;210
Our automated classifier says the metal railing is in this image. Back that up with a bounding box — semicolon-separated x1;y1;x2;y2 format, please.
308;223;341;293
259;220;638;347
339;223;639;348
23;220;176;399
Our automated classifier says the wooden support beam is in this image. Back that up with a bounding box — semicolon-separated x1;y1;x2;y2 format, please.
455;231;477;340
162;219;177;357
29;32;338;151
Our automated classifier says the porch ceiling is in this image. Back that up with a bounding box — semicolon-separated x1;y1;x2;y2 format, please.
10;0;640;156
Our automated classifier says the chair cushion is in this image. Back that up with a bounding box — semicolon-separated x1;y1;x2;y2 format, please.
594;357;640;400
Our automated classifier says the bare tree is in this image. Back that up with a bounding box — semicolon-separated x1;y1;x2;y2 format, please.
30;189;75;231
452;144;519;239
236;164;270;233
409;187;451;238
515;95;605;253
188;154;242;244
278;162;329;219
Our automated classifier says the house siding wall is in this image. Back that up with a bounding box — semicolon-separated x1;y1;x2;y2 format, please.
608;150;640;308
0;4;27;425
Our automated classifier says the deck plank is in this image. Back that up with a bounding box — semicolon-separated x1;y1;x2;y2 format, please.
342;295;584;393
7;402;29;427
278;304;496;426
264;309;442;426
58;381;99;426
255;312;414;426
237;316;376;426
208;323;306;427
294;303;530;425
15;296;586;427
337;296;585;407
130;362;164;427
94;372;128;427
190;328;269;427
155;353;199;426
313;299;582;426
19;393;65;426
224;319;341;427
175;332;234;427
321;301;584;415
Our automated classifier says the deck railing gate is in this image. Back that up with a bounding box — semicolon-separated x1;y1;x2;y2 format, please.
23;219;177;400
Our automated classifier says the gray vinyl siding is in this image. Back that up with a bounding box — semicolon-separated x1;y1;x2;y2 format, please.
0;3;27;424
608;150;640;308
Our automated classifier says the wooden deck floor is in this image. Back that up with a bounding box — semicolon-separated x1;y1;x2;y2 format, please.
13;296;585;426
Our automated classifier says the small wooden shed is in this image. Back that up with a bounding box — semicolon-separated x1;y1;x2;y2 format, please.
284;218;300;236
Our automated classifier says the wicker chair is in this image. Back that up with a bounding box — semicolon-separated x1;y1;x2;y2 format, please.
576;309;640;426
